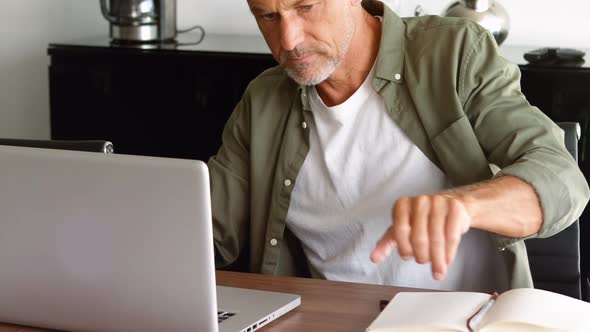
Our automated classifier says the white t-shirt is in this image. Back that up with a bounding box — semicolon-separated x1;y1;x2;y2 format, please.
285;66;509;292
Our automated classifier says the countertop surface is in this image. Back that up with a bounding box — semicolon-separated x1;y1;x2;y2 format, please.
49;33;590;69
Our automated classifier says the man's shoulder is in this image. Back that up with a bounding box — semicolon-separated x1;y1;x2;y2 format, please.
242;65;298;110
254;64;286;80
246;65;293;94
402;15;489;44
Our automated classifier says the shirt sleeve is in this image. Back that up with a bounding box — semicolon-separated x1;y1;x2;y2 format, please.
459;30;590;248
207;89;252;268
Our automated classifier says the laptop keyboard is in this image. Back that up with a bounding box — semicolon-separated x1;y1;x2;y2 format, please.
218;311;237;323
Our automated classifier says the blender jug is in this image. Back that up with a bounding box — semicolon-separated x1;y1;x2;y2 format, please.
100;0;176;43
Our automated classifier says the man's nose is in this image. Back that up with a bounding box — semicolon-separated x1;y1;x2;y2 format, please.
280;16;304;52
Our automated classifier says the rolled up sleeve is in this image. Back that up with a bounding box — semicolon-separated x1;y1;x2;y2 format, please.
459;31;590;248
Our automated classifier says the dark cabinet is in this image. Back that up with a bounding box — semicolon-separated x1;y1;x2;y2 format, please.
48;39;590;294
49;35;276;161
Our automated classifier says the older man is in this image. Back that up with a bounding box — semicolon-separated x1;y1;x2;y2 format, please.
208;0;589;292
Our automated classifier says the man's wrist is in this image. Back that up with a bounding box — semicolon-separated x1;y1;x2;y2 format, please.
454;192;479;229
442;186;481;230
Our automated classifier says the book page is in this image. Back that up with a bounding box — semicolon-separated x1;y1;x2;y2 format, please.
479;288;590;332
367;292;491;332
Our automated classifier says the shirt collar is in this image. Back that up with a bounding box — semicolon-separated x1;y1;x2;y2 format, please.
362;0;406;85
299;0;406;108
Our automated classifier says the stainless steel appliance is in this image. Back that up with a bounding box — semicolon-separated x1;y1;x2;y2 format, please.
443;0;510;46
100;0;177;43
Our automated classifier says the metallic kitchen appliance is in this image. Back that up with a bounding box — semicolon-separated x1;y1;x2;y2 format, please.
100;0;177;43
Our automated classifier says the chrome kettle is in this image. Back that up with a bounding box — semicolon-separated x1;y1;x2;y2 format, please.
443;0;510;45
100;0;177;43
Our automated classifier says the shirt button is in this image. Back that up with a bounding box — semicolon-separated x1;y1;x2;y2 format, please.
301;121;308;129
395;73;401;80
284;179;292;187
270;238;278;246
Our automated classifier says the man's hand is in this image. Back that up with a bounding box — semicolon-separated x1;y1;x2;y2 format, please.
370;193;471;281
369;176;544;282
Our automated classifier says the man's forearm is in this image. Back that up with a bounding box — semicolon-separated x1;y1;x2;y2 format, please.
452;175;543;238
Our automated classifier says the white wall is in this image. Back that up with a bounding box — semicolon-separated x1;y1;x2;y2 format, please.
1;0;589;139
180;0;590;47
0;1;104;139
384;0;590;47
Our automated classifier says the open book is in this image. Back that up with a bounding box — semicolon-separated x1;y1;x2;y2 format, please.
367;288;590;332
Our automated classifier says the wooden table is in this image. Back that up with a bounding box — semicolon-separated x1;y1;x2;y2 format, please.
217;271;424;331
0;271;424;332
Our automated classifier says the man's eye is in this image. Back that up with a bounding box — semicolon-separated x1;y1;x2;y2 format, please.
299;4;314;13
260;13;277;21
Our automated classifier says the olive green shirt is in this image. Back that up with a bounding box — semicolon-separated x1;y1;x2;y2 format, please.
208;0;589;289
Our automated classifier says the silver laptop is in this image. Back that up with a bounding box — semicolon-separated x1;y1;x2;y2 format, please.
0;145;300;332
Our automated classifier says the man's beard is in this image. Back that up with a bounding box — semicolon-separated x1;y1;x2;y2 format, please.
280;15;355;86
281;48;339;86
